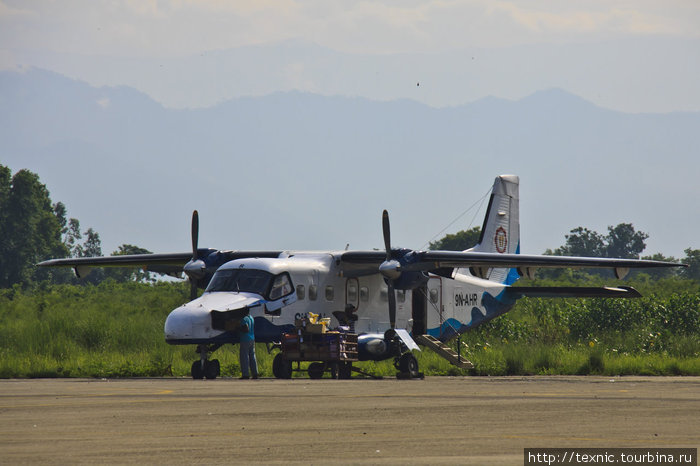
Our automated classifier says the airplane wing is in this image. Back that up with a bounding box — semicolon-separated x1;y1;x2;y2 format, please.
37;252;196;278
38;252;193;268
340;250;684;279
37;250;283;278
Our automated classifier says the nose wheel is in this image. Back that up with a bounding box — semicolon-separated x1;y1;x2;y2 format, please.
191;344;222;379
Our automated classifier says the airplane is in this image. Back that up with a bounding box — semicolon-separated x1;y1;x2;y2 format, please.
38;175;683;379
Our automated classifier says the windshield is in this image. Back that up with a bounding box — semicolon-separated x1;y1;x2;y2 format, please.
205;269;273;295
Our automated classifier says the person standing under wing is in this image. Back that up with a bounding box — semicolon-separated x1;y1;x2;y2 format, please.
239;311;258;379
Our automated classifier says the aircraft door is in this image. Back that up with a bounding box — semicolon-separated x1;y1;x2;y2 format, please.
425;277;442;336
411;286;426;335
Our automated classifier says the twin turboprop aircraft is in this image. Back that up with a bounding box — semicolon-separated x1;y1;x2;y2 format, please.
39;175;682;379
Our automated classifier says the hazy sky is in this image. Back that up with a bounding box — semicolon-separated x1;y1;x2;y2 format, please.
2;1;699;259
2;1;698;56
2;1;699;112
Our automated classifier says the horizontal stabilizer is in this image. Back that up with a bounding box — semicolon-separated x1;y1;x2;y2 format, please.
507;286;642;299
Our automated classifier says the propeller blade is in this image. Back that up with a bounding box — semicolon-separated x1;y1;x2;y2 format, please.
382;210;391;261
191;210;199;261
387;283;396;329
382;210;398;329
186;210;204;299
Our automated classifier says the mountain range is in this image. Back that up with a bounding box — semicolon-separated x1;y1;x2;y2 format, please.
2;68;698;258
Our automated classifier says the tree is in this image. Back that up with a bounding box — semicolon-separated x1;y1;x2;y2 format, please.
0;165;109;288
639;253;679;280
551;224;648;259
0;167;68;287
64;218;84;257
681;248;700;281
545;223;652;280
551;227;605;257
429;227;481;251
104;244;155;283
82;228;102;258
604;223;648;259
0;166;12;286
75;228;105;285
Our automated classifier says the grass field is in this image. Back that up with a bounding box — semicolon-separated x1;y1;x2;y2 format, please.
1;279;698;378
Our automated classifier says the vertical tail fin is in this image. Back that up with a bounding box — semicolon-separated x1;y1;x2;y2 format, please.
467;175;520;284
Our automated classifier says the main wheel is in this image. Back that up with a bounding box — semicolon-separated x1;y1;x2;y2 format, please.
307;362;325;379
205;359;220;379
191;360;205;380
272;353;292;379
398;353;418;375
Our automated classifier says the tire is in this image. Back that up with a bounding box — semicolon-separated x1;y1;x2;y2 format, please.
307;362;325;379
399;353;418;375
272;353;292;379
205;359;220;380
191;361;205;380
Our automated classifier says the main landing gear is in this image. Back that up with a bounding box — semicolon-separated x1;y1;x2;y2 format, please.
384;329;422;379
191;344;221;379
395;352;421;379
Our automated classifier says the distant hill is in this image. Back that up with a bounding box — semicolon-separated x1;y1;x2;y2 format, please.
2;68;698;257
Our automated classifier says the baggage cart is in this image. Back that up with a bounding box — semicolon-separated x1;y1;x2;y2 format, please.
273;331;358;379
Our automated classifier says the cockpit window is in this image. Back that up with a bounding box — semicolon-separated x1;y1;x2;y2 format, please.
206;268;295;301
269;273;293;300
206;269;273;295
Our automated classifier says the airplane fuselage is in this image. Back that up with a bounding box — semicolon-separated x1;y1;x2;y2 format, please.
163;252;515;353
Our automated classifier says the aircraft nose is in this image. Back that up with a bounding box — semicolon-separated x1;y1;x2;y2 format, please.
164;305;214;341
164;308;193;340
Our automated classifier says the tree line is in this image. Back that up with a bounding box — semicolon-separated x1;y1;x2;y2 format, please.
0;165;153;288
428;223;700;281
2;164;699;289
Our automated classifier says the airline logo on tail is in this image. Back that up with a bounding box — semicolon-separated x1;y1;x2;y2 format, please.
495;226;508;253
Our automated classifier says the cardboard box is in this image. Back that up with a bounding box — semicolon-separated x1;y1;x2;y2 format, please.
305;323;326;334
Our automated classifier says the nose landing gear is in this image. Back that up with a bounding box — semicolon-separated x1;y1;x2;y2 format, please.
191;344;222;379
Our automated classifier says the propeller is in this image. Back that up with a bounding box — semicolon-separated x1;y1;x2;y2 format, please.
191;209;199;262
183;210;206;300
379;210;400;329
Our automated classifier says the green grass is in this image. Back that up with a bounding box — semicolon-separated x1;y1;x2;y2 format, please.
1;280;699;378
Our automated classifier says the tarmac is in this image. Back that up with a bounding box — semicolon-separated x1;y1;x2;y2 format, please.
1;376;698;465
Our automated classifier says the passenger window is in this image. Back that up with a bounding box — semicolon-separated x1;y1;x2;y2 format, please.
309;285;318;301
296;284;305;300
397;290;405;303
325;286;334;301
347;284;358;303
380;287;388;302
359;286;369;302
269;273;293;300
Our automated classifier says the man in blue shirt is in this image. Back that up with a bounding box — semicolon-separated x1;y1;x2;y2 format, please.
239;311;258;379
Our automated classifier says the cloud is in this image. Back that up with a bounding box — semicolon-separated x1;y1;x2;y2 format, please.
0;1;33;17
493;1;700;38
2;0;699;60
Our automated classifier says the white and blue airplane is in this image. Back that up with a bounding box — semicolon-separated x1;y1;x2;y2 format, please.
39;175;682;379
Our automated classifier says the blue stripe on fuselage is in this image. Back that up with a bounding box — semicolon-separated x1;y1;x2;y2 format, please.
426;287;519;342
